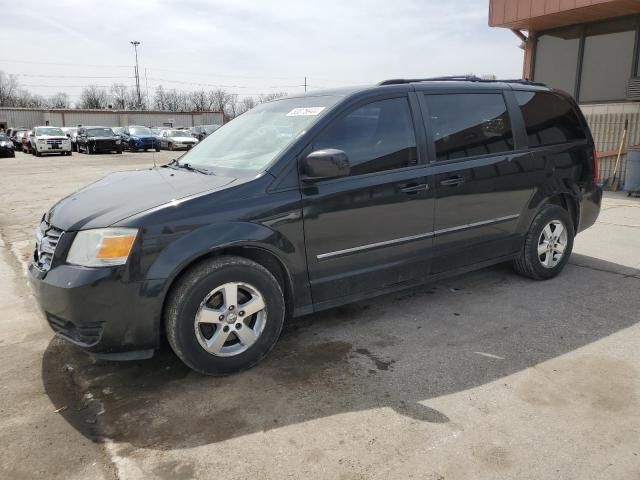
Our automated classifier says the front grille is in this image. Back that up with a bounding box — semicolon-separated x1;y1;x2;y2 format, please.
47;313;103;346
34;220;64;272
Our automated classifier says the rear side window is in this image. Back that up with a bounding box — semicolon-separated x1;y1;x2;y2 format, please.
424;93;514;161
314;97;418;176
514;91;586;147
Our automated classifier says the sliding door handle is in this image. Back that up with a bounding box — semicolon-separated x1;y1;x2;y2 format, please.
401;183;429;194
439;176;465;187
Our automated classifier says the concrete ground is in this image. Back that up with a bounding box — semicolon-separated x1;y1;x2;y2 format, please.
0;150;639;480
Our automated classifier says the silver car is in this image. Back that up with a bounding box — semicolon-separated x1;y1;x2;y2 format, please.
159;129;199;151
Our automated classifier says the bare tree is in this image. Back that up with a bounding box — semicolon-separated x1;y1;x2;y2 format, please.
208;89;230;113
0;71;19;106
190;89;211;111
154;85;167;110
12;90;47;108
110;83;134;109
49;92;70;109
79;85;109;109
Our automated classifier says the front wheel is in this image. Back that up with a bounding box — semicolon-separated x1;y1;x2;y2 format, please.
165;256;285;376
512;204;574;280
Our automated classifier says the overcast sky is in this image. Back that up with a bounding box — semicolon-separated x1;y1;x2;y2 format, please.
0;0;523;101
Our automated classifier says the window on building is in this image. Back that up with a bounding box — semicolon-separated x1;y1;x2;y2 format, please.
514;91;586;147
579;17;638;103
534;26;582;97
313;97;418;176
423;93;514;161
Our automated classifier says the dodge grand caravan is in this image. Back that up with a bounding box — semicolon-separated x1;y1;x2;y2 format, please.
29;77;602;375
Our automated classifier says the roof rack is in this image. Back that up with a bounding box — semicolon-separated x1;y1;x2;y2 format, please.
378;76;547;87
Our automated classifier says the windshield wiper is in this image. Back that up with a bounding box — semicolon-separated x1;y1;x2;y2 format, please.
165;159;214;175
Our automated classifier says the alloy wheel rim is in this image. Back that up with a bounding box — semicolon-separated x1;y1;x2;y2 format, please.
538;220;567;269
194;282;267;357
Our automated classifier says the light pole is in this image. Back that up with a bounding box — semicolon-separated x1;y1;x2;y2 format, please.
130;41;142;108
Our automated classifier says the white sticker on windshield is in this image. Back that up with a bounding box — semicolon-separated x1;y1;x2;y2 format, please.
286;107;325;117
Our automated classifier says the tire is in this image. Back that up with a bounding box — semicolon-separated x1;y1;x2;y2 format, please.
35;148;41;157
116;148;122;154
513;204;574;281
155;148;160;152
76;143;81;153
168;143;174;151
86;144;92;155
165;256;285;376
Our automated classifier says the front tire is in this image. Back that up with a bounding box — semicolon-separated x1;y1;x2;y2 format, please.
165;256;285;376
513;204;574;280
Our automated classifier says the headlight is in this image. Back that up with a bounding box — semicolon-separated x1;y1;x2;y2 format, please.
0;141;8;147
37;138;45;143
115;139;121;144
67;228;138;267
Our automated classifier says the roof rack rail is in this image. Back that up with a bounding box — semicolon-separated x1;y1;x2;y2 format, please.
378;76;547;87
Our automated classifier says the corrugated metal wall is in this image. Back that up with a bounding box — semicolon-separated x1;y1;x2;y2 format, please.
0;108;222;129
0;109;43;128
581;102;640;189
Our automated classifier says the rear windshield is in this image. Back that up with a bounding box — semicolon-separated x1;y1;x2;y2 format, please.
514;91;586;147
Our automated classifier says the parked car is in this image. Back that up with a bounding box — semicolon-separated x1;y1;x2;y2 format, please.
61;127;79;150
159;129;199;150
0;132;15;157
10;128;29;148
76;126;123;154
21;130;32;153
190;124;220;141
121;125;160;152
13;130;29;149
150;126;164;138
29;126;72;156
28;78;602;375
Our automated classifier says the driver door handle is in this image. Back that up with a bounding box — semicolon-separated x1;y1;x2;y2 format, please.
439;176;465;187
401;183;429;194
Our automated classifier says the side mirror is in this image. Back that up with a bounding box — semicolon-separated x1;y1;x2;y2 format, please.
302;149;350;182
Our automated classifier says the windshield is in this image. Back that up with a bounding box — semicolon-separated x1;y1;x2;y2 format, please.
87;127;114;136
0;134;8;141
167;130;191;137
179;96;340;174
129;126;152;135
35;127;64;136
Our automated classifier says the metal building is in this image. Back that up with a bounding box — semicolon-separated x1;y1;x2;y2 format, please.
0;108;223;130
489;0;640;188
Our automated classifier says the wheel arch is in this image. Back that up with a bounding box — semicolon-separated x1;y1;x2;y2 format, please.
158;243;296;337
544;192;579;232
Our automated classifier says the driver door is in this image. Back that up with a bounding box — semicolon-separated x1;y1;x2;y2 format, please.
301;94;436;308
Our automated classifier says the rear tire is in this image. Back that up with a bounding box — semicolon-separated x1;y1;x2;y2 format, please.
165;256;285;376
512;204;574;280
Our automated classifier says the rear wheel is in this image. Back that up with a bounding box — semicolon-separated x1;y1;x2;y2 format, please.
168;143;174;151
513;204;574;280
165;256;285;376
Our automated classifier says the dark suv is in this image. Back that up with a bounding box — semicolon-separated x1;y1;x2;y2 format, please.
76;126;123;154
29;77;601;375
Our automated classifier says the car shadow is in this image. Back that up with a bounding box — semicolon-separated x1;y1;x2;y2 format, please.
42;255;640;450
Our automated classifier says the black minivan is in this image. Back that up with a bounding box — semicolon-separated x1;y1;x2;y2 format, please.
29;77;602;375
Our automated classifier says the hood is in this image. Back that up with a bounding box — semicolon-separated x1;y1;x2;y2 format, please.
47;167;239;231
130;134;156;139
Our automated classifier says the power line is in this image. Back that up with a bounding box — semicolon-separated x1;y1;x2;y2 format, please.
13;73;135;79
0;58;132;68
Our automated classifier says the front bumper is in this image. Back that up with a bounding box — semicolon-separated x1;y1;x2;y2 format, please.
28;262;165;354
36;143;72;153
0;146;14;157
131;139;159;149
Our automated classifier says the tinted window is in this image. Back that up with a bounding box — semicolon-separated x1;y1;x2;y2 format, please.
424;94;514;161
514;91;586;147
314;97;417;176
579;18;637;102
533;26;581;96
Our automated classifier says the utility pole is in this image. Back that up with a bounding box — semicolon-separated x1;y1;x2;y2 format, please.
130;41;142;108
304;76;307;93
